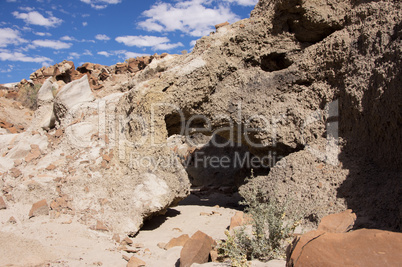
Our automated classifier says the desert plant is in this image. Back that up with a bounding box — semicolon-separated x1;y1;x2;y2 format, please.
18;83;42;110
218;170;300;265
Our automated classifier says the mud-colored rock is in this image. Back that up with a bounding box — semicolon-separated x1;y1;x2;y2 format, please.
112;233;120;243
8;216;17;224
164;234;190;250
29;199;49;218
215;21;229;30
287;229;402;267
0;196;6;210
317;209;357;233
121;236;133;246
127;256;146;267
229;211;253;230
9;168;21;178
180;231;216;267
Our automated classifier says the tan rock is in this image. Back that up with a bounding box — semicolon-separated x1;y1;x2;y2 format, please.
317;209;357;233
121;236;133;246
210;249;219;262
0;196;7;210
46;164;57;171
179;231;216;267
215;21;229;30
157;242;166;249
287;229;402;267
9;168;22;178
229;211;253;230
91;220;109;231
127;256;146;267
29;199;49;218
8;216;17;224
164;234;190;250
112;233;120;243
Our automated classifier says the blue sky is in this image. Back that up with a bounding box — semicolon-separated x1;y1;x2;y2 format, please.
0;0;257;84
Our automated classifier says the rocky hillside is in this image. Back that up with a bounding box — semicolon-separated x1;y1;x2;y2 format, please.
0;0;400;241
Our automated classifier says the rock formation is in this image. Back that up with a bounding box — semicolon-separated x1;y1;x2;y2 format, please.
0;0;401;238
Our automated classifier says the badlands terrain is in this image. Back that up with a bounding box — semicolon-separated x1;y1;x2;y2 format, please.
0;0;401;266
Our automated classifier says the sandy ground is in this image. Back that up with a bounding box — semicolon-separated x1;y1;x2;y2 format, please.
0;191;288;267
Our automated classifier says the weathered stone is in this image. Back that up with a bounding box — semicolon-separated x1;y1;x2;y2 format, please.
164;234;190;250
9;167;22;178
287;229;402;267
112;233;120;243
46;164;57;171
8;216;17;224
29;199;49;218
37;77;55;107
91;220;108;231
53;75;94;119
121;236;133;246
180;231;216;267
215;21;229;30
0;196;7;210
127;256;146;267
317;209;357;233
229;211;253;230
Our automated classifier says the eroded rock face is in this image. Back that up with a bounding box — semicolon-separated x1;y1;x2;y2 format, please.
115;0;401;230
1;0;401;236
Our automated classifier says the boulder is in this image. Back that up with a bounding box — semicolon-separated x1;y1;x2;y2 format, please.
287;229;402;267
180;231;216;267
53;75;94;119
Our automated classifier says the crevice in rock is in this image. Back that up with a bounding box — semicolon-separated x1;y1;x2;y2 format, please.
260;53;293;72
55;73;72;84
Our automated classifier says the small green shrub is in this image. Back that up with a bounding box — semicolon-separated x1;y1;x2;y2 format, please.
218;171;300;266
18;83;42;110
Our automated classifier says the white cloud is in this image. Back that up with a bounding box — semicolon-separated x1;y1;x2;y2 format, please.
98;51;111;57
0;28;27;47
0;64;14;73
80;0;122;9
98;50;148;60
33;39;72;49
60;36;94;43
12;11;63;27
223;0;258;6
60;35;75;41
124;51;149;58
19;7;35;12
139;0;240;37
0;51;51;64
82;22;88;27
95;34;110;41
68;52;80;60
83;49;93;56
115;35;183;50
33;31;51;36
